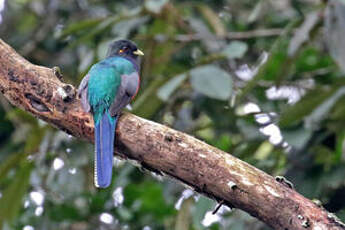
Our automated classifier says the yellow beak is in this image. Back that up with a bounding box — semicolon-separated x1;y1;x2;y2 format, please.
133;49;144;56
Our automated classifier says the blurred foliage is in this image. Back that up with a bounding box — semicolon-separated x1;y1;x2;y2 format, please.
1;0;345;229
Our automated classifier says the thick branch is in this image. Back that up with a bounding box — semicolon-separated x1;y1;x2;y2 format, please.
0;39;343;230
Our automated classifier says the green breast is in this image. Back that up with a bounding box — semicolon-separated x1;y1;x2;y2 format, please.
87;56;135;122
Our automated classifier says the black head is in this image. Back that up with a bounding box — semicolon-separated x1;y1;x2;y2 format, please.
107;39;144;60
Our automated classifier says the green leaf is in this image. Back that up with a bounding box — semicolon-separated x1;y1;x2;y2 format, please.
49;204;83;221
112;16;150;38
175;197;194;230
239;19;300;99
282;129;312;149
248;0;265;23
6;109;36;124
253;141;273;160
0;153;27;182
223;41;248;59
325;0;345;72
335;131;345;161
68;16;119;47
198;4;226;36
305;87;345;129
145;0;168;14
190;65;233;100
288;11;320;56
24;126;46;153
157;73;187;101
125;182;176;220
0;162;33;227
59;18;103;38
279;87;336;127
192;197;215;230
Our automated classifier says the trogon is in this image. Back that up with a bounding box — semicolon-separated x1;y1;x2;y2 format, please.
78;40;144;188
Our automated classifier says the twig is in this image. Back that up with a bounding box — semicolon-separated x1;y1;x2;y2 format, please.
212;200;225;215
175;28;284;42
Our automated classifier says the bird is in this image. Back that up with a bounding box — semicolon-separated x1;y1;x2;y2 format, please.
78;39;144;188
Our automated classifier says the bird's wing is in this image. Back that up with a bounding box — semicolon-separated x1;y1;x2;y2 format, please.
109;72;140;116
77;74;91;112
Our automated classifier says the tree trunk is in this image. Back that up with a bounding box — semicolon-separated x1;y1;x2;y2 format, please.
0;39;343;230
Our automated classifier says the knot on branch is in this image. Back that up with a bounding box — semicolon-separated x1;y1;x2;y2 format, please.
57;84;76;103
25;93;50;112
52;66;64;81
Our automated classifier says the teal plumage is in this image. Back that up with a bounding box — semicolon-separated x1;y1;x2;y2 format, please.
78;40;143;188
88;57;134;123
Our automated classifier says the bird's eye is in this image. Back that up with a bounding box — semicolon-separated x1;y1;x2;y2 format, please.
119;47;129;54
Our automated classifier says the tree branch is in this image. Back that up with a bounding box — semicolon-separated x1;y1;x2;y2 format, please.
175;29;285;42
0;39;343;230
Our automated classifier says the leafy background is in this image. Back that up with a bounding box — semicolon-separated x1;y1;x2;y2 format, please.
0;0;345;229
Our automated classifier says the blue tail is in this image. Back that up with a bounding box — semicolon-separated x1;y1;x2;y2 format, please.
94;112;117;188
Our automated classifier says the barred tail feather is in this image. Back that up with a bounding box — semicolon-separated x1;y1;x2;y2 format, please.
94;112;117;188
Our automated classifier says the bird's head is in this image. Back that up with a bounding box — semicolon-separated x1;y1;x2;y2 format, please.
107;39;144;60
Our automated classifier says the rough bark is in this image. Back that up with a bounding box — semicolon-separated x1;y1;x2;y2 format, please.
0;39;344;230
